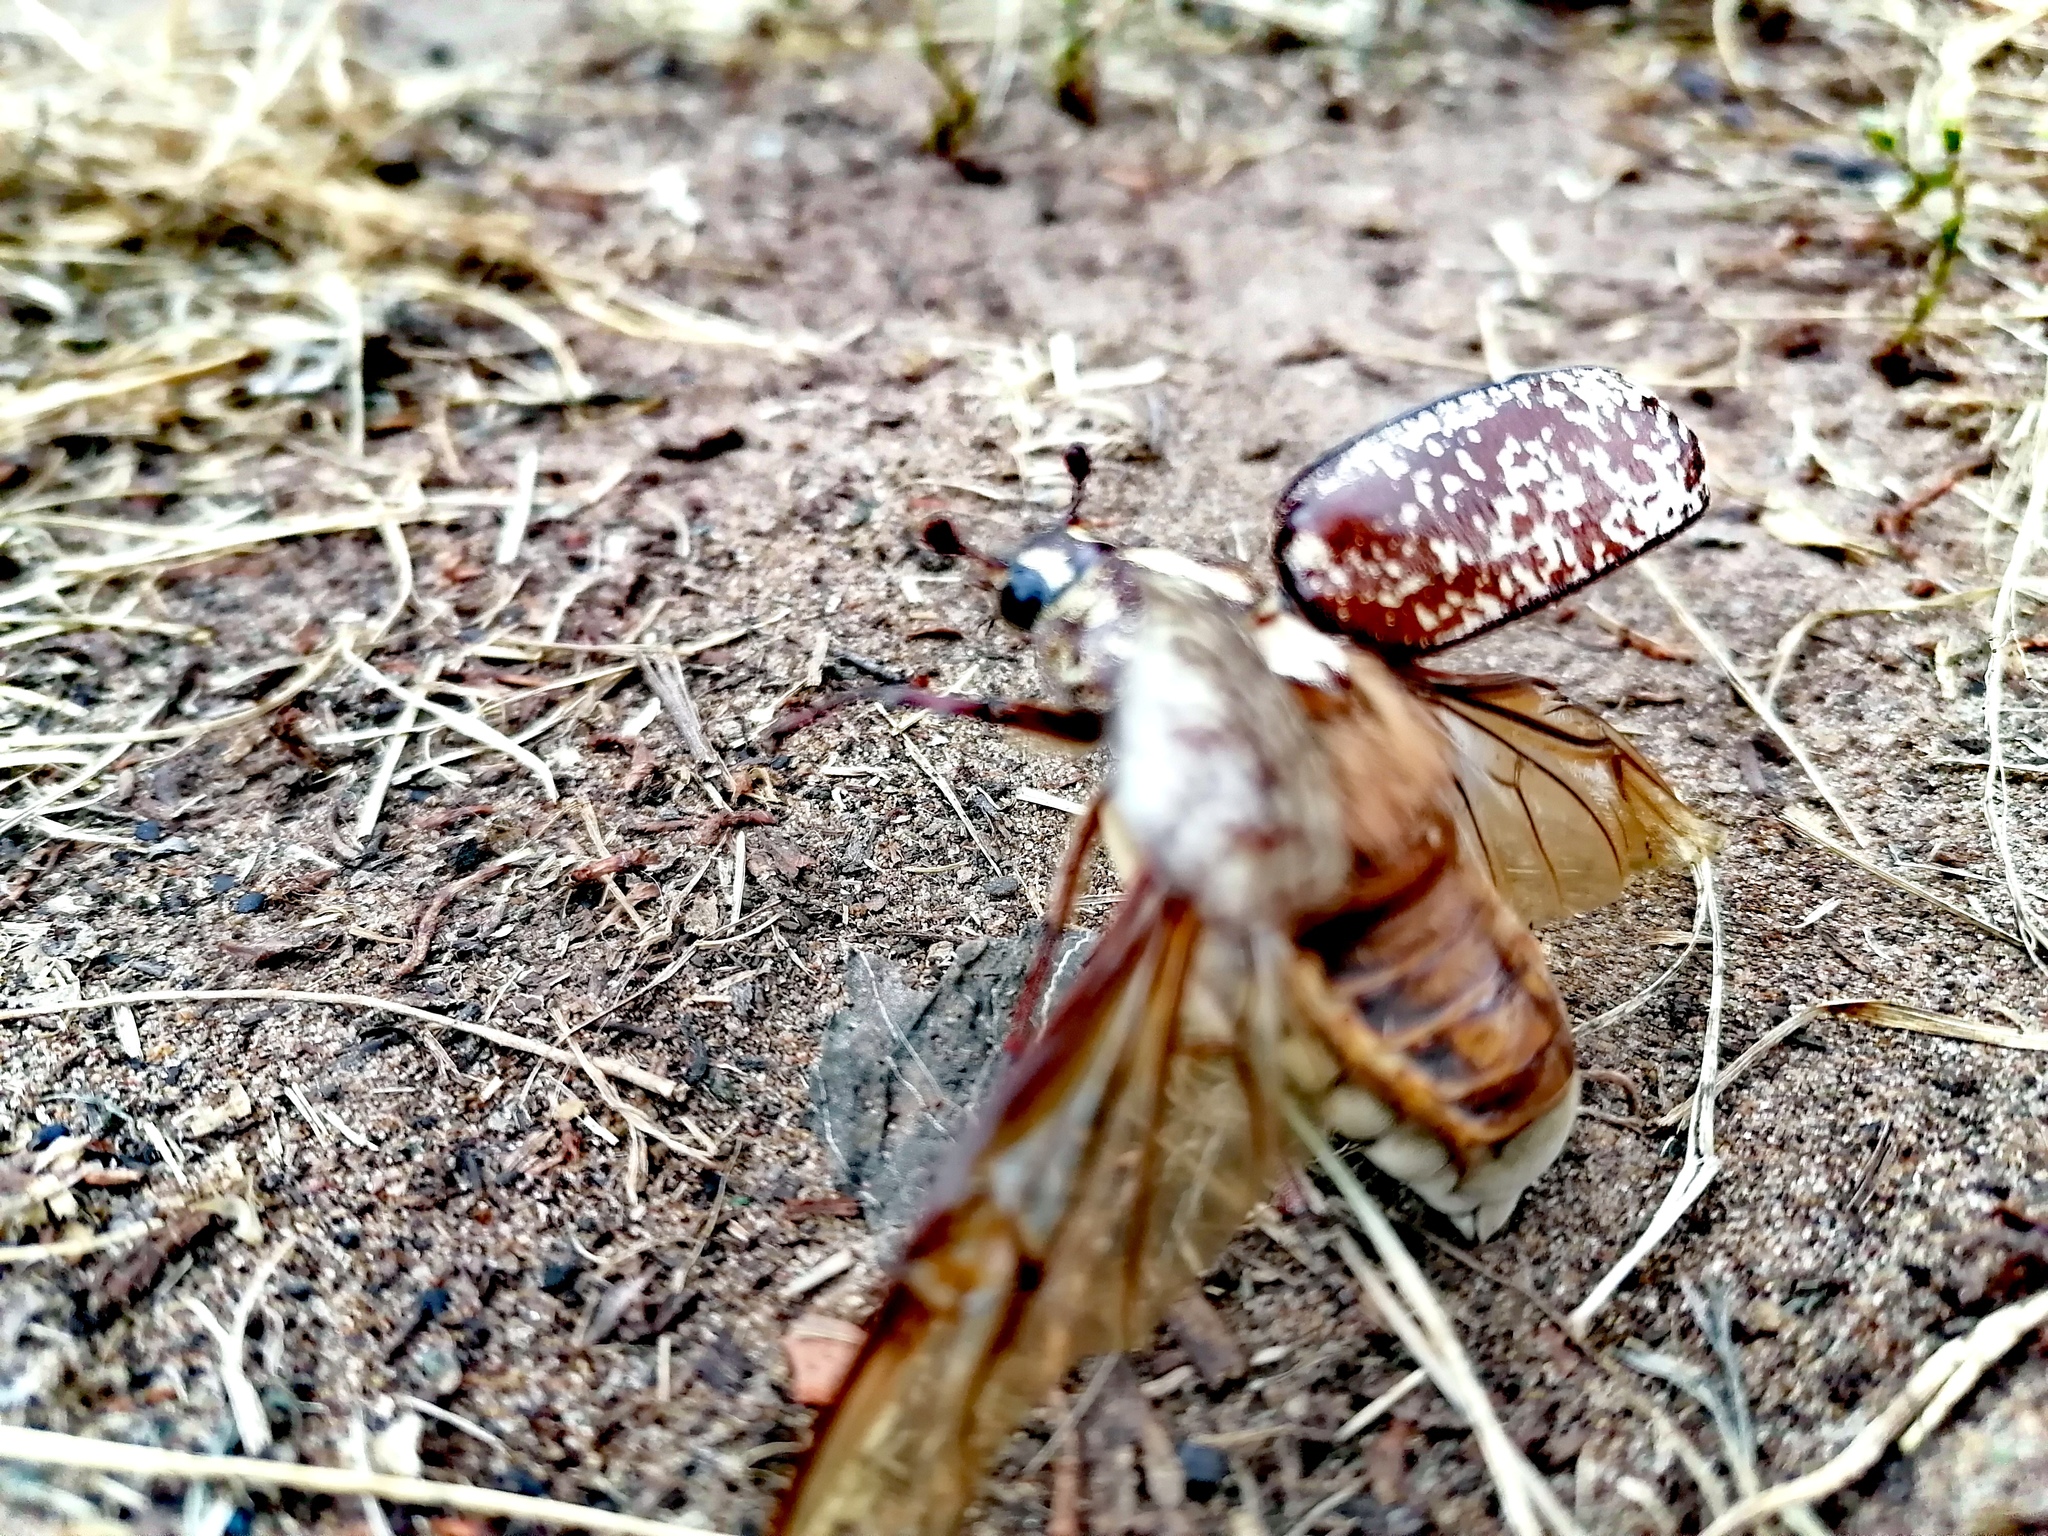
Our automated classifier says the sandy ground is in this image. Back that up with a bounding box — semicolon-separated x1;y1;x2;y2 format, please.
5;6;2048;1536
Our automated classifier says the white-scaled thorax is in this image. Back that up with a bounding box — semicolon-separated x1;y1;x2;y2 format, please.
1009;530;1350;930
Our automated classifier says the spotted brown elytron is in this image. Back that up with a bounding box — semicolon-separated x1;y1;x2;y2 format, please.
774;366;1718;1536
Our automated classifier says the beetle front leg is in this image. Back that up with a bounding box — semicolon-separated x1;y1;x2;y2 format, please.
1007;792;1103;1051
771;686;1104;747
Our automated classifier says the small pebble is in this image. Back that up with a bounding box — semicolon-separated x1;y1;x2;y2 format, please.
982;875;1021;898
233;892;266;914
209;874;235;895
418;1287;453;1319
539;1261;582;1295
1177;1441;1227;1501
133;820;162;843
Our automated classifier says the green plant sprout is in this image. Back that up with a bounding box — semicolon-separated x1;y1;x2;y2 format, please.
1865;115;1967;348
1052;0;1100;125
914;0;981;159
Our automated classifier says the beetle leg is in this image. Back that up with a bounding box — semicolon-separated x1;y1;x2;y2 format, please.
1007;792;1103;1051
770;686;1105;746
870;687;1106;744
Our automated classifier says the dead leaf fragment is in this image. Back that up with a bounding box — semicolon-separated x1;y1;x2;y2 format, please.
84;1211;219;1317
783;1312;865;1405
1167;1292;1248;1386
1760;500;1890;562
174;1082;253;1139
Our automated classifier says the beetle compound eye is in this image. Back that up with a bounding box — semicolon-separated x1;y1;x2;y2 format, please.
1274;365;1709;655
998;528;1108;631
999;573;1050;630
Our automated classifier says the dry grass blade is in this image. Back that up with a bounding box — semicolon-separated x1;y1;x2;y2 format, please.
1983;388;2048;961
0;1218;167;1268
0;988;681;1099
1652;998;1894;1131
1764;589;1996;708
640;651;719;766
1836;997;2048;1053
873;703;1005;873
1334;1367;1427;1442
1780;805;2028;951
0;696;164;836
0;1423;726;1536
180;1237;299;1456
1287;1103;1587;1536
341;646;559;801
1637;563;1871;849
1581;872;1707;1037
1571;860;1724;1337
1624;1280;1827;1536
1695;1285;2048;1536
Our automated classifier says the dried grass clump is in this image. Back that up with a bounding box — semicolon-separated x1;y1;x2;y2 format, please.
599;0;1423;161
0;0;808;463
0;0;825;847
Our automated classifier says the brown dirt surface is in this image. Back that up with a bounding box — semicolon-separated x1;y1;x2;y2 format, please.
5;5;2048;1536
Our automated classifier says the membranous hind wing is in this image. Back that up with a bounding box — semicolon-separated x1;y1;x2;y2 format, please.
1416;669;1717;929
775;880;1292;1536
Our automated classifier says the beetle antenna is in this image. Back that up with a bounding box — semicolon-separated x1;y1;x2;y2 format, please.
920;517;1005;581
1062;442;1092;523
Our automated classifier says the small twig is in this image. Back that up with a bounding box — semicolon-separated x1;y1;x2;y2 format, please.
570;1046;713;1166
0;1424;729;1536
395;856;527;978
1875;452;1993;538
1583;601;1696;663
573;799;650;936
0;989;682;1099
578;951;696;1034
1638;562;1871;848
0;840;65;913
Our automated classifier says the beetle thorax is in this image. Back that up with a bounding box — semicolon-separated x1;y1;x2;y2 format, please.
1044;562;1350;928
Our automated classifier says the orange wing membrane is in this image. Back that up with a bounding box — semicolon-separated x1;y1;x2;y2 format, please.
775;883;1293;1536
1418;669;1717;927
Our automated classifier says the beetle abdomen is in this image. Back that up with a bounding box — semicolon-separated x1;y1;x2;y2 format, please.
1274;366;1708;654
